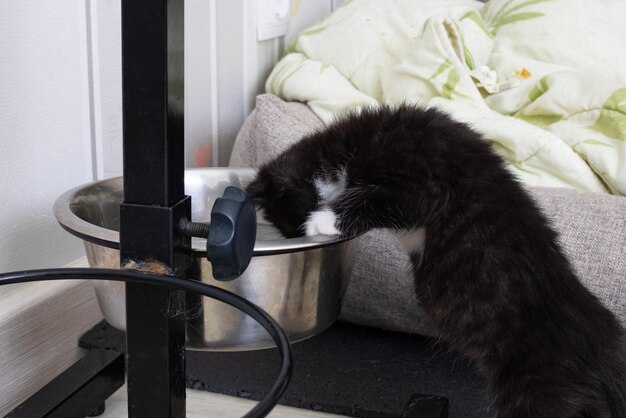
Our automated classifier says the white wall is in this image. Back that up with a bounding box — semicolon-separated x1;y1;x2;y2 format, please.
87;0;123;179
91;0;344;171
0;0;94;287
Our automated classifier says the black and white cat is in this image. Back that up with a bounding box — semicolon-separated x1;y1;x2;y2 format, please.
246;104;626;418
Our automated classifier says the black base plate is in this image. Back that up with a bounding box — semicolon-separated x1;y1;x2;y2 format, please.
79;321;494;418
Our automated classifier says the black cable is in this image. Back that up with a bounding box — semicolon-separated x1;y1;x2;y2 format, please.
0;268;293;418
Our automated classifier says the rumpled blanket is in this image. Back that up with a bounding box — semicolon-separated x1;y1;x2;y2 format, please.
266;0;626;195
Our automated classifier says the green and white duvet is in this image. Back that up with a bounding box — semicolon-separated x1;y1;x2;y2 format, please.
266;0;626;195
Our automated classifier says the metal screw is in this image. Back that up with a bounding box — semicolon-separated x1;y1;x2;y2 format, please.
180;220;210;238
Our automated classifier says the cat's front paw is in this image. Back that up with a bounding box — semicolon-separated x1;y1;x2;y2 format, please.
304;208;341;236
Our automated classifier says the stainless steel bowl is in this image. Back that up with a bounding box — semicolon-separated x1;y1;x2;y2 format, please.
54;168;355;351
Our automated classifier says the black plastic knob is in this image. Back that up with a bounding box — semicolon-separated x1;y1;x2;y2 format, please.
207;186;257;280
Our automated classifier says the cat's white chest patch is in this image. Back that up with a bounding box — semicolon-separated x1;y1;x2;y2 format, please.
305;208;341;236
395;228;426;254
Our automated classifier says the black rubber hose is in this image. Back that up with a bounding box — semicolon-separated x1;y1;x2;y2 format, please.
0;268;293;418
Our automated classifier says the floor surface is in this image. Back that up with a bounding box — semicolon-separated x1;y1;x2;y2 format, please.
99;385;347;418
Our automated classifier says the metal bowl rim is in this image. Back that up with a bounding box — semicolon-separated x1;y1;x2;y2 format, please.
53;168;351;256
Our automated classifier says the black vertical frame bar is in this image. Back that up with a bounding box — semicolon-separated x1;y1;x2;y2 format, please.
120;1;189;418
122;0;185;206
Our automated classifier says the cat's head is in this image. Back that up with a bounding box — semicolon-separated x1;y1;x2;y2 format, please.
246;165;319;238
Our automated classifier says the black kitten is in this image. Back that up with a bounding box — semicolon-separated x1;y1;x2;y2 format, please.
247;105;626;417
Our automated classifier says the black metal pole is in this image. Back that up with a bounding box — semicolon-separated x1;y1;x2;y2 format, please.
120;0;189;417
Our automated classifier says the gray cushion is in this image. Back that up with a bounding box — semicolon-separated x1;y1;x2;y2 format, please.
229;94;325;168
230;94;626;336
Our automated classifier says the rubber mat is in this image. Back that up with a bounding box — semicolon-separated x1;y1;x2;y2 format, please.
80;320;494;418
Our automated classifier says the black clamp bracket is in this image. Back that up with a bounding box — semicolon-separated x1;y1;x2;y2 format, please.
179;186;256;281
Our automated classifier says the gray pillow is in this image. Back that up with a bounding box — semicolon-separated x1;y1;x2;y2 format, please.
229;94;324;168
230;94;626;336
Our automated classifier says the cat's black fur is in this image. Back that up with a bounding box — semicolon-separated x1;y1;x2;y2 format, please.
246;105;626;417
